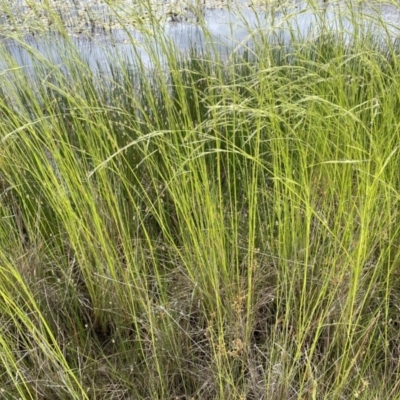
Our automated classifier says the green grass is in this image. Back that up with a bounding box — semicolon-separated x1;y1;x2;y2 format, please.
1;1;400;398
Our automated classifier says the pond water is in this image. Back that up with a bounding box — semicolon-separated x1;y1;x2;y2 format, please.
1;0;400;75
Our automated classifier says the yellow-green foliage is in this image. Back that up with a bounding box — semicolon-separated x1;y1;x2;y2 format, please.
1;1;400;399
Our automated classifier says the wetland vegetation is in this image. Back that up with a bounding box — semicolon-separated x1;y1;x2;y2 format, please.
1;0;400;399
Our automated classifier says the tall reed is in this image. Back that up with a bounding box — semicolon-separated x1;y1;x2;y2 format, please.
1;1;400;398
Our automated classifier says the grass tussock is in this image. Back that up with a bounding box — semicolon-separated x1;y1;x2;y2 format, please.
1;1;400;399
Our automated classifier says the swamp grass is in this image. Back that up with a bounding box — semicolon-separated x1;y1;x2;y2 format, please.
1;1;400;398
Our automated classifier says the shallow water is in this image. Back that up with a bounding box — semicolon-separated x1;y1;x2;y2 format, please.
1;1;399;75
2;0;399;35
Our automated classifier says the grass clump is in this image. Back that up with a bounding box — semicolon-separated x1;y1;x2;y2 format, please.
1;1;400;398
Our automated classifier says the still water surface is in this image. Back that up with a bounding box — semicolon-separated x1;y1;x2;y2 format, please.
1;1;400;74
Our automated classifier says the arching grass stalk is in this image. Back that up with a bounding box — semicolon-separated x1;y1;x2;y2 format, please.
1;1;400;398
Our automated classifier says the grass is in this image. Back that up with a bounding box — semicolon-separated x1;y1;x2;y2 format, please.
1;0;400;398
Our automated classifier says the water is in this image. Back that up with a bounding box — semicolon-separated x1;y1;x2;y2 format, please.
1;1;399;75
1;0;399;194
